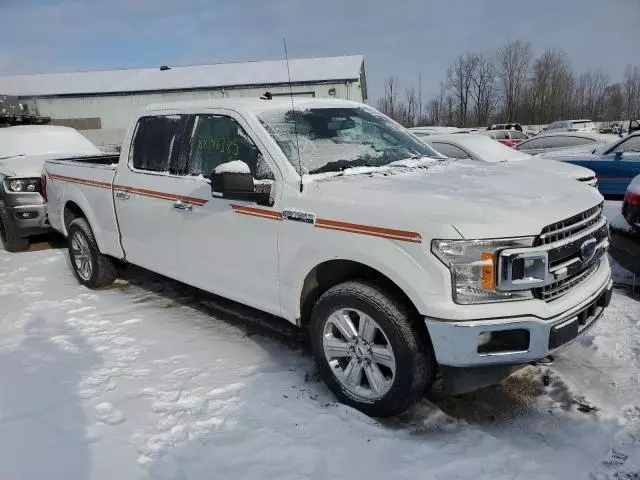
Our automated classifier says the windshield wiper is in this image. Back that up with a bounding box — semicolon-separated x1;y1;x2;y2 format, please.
308;159;377;175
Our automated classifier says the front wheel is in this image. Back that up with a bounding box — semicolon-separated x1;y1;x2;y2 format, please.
309;281;435;417
67;218;117;288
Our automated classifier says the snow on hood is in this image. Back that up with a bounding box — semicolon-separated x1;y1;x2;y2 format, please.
519;158;595;180
310;160;603;239
0;152;105;177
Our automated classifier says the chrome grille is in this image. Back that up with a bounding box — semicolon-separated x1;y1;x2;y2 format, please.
537;203;603;246
534;261;600;301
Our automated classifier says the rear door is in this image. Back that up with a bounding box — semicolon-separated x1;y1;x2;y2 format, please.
169;110;282;316
113;114;191;277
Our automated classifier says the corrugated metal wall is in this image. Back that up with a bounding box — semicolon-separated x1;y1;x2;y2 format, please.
25;80;363;147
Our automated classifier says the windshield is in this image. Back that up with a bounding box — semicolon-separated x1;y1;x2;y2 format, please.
258;106;441;175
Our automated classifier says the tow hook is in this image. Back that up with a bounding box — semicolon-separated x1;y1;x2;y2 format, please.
530;355;554;366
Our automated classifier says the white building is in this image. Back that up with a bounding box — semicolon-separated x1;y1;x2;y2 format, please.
0;55;367;148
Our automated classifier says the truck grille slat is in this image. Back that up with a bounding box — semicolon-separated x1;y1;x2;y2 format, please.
534;203;605;302
537;204;603;246
534;261;600;301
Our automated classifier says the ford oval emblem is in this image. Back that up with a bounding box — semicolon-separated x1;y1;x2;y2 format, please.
580;238;597;263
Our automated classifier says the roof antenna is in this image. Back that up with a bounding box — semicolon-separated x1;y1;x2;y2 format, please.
283;38;304;193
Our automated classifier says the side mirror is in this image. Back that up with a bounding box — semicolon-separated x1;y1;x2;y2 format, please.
614;150;624;160
210;161;271;205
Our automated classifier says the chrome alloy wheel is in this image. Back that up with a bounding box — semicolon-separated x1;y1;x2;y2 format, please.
322;308;396;400
70;231;93;281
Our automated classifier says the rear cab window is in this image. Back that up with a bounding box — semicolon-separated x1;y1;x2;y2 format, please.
130;115;189;173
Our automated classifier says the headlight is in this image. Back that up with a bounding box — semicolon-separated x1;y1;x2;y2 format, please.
6;178;41;193
432;237;536;304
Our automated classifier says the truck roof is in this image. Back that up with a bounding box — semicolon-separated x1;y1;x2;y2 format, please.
145;97;366;116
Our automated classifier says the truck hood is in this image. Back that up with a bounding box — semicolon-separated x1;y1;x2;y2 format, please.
0;152;98;177
518;158;595;180
312;161;603;239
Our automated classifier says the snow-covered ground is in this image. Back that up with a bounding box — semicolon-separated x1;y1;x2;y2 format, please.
0;205;638;479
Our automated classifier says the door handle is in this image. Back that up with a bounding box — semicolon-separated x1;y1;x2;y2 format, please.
173;200;193;211
115;190;130;200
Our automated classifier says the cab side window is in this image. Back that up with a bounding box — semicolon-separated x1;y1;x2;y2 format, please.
130;115;188;172
188;115;274;180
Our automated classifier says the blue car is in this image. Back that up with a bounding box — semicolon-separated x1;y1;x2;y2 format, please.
541;132;640;198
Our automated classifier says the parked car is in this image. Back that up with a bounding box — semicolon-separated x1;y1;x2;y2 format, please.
543;119;598;133
540;132;640;198
515;131;617;155
0;125;104;251
488;123;523;132
629;119;640;134
608;174;640;275
477;129;528;147
43;98;612;417
419;133;597;186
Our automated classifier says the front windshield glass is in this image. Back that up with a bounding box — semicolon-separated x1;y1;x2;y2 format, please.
258;106;441;175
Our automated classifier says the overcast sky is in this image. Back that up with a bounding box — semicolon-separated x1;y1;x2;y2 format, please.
1;0;638;102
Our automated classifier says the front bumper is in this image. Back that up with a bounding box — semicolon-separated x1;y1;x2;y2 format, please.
6;203;49;236
425;272;612;369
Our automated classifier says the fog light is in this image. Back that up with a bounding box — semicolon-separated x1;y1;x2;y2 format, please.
16;211;37;220
477;332;492;347
478;329;530;354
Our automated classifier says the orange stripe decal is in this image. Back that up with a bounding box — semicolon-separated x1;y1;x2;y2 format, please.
49;173;111;189
112;184;208;206
230;204;283;221
315;218;422;243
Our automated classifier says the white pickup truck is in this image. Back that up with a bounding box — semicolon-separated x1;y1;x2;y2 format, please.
43;98;613;416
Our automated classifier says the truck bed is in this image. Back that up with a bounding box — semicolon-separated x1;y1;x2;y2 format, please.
43;155;123;259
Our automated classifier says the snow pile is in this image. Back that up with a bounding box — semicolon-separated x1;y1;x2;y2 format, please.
213;160;250;175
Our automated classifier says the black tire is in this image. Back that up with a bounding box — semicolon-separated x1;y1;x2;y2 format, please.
67;217;117;288
309;280;435;417
0;202;29;252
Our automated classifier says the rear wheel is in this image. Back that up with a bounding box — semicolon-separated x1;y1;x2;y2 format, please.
0;202;29;252
68;218;116;288
309;280;435;417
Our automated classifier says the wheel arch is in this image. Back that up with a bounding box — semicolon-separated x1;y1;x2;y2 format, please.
297;259;422;330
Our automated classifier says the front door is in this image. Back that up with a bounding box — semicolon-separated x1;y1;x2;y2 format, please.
169;111;282;316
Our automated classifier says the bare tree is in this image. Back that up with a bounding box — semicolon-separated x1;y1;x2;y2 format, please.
469;53;498;126
446;54;477;126
603;83;624;121
376;76;401;120
529;48;574;124
573;70;609;120
404;86;418;127
497;40;532;122
623;65;640;121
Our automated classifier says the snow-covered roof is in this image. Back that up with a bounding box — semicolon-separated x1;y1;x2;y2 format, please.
0;125;100;158
145;97;364;116
0;56;364;97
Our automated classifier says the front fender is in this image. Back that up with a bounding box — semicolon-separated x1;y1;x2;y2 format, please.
278;233;453;323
